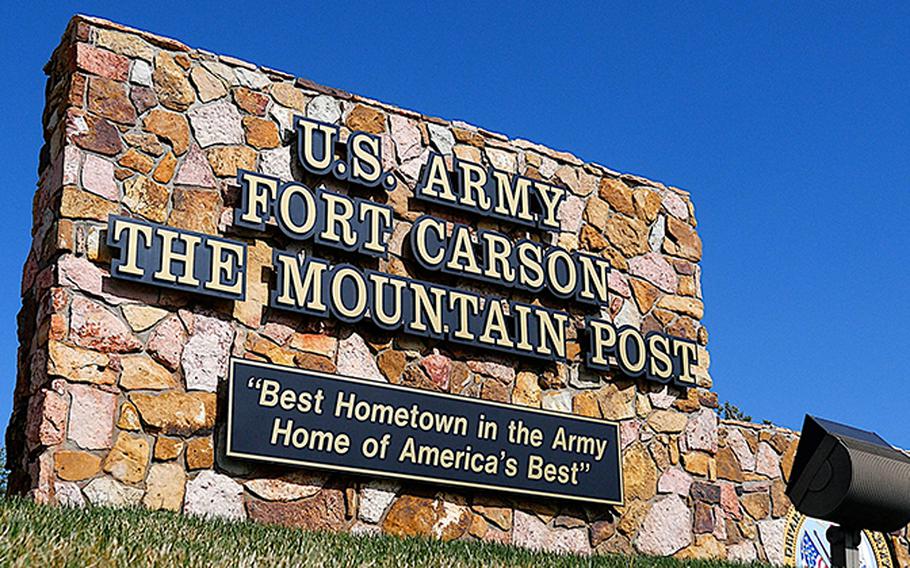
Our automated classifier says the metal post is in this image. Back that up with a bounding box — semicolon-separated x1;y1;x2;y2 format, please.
827;525;861;568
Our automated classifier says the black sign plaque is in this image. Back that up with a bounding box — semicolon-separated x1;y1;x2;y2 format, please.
226;359;624;505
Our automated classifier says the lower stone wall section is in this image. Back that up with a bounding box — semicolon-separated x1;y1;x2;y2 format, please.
19;362;910;564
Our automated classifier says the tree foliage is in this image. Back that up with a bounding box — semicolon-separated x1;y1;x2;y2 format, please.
718;401;752;422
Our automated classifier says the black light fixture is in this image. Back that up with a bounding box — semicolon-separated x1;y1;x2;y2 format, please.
786;415;910;568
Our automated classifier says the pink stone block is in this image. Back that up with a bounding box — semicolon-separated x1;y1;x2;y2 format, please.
26;389;68;447
58;255;104;296
73;43;129;81
174;144;216;188
70;295;141;353
628;252;678;293
67;383;116;450
81;154;118;200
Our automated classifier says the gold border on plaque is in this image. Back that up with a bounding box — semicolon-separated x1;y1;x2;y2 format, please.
783;507;894;567
225;357;626;507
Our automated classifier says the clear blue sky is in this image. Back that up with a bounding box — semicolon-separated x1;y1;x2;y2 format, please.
1;2;907;447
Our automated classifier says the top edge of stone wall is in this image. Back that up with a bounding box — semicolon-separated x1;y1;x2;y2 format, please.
720;419;798;435
64;13;689;198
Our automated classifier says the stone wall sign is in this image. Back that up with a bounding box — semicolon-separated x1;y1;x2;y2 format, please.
228;359;623;504
16;14;908;563
105;115;702;386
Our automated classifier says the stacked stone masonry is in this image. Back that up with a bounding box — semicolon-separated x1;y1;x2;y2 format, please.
7;15;908;565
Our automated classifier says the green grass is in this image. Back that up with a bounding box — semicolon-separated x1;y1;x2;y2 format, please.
0;497;771;567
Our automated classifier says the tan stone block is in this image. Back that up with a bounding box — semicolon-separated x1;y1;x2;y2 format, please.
471;502;512;531
294;352;336;373
233;240;271;327
60;187;119;221
599;177;635;216
678;275;697;297
780;439;798;482
601;243;629;271
154;437;184;461
741;492;770;520
118;148;154;174
190;66;227;103
583;197;610;228
346;104;386;134
143;109;190;155
890;535;910;568
770;480;789;518
579;224;607;251
143;462;186;511
453;127;485;147
453;144;482;162
648;410;688;433
656;295;705;319
95;28;155;61
623;444;657;501
269;83;308;112
716;446;744;482
123;175;169;223
673;388;701;412
676;534;727;561
617;499;650;536
629;278;660;313
572;391;600;418
665;216;702;261
103;432;150;484
468;513;488;539
606;215;650;257
242;116;280;149
206;146;257;177
119;354;178;390
480;379;511;402
669;438;680;465
121;305;168;332
186;437;214;470
246;334;296;366
636;393;653;417
47;341;115;384
382;494;470;541
153;52;195;111
377;350;406;382
633;189;662;223
650;439;670;471
597;384;636;421
152;152;177;183
131;392;216;436
511;371;541;408
117;402;141;431
684;451;711;476
653;308;675;326
169;187;222;234
55;219;74;252
54;450;101;481
124;132;165;156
